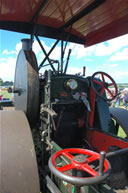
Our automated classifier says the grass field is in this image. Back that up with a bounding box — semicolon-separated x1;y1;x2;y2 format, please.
1;90;12;100
117;126;127;138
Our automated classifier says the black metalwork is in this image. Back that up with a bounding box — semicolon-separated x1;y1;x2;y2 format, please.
39;39;60;70
106;148;128;158
63;25;72;56
64;49;72;74
61;40;64;73
109;107;128;137
37;35;72;73
0;21;85;44
39;169;62;193
35;35;56;72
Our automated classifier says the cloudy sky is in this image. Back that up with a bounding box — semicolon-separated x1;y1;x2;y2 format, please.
0;29;128;83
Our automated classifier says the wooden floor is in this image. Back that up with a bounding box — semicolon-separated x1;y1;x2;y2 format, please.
115;190;128;193
3;107;14;110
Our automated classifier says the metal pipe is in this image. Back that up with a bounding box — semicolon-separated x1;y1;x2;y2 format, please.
39;169;61;193
99;151;106;175
21;39;33;50
61;40;64;73
47;70;51;141
64;49;72;74
83;66;86;76
106;147;128;158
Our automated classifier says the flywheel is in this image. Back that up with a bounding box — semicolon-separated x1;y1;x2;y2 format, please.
14;49;39;124
0;110;40;193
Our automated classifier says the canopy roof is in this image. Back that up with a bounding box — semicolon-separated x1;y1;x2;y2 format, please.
0;0;128;46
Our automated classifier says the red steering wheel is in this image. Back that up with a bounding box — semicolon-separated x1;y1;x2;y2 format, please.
48;148;111;185
91;71;118;101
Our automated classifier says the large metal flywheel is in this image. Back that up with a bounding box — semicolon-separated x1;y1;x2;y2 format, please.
0;111;40;193
14;49;39;124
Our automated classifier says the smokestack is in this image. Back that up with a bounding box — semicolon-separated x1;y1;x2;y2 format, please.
21;39;33;50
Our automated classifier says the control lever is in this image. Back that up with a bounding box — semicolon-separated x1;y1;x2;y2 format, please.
99;151;106;175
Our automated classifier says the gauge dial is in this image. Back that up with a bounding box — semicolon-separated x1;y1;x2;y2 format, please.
66;79;78;90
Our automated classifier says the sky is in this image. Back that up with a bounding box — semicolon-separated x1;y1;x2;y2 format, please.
0;29;128;83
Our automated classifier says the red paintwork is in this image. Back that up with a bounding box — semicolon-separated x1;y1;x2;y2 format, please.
0;95;2;101
60;91;68;97
52;148;109;176
0;0;128;46
86;130;128;153
78;118;85;128
88;87;96;128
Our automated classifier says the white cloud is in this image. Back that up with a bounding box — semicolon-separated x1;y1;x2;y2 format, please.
16;42;22;53
67;43;96;59
109;71;128;82
103;63;118;67
110;48;128;61
1;33;128;82
95;34;128;56
0;57;16;81
0;58;7;62
61;34;128;59
2;49;16;55
67;66;88;75
33;40;50;55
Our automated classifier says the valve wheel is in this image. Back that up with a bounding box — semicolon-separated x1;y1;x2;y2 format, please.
91;71;118;101
49;148;111;185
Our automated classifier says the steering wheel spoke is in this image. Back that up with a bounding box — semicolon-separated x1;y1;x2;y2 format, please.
109;83;114;87
62;152;74;161
100;87;105;96
82;164;98;177
101;73;105;82
105;87;114;98
94;79;103;87
58;163;75;172
87;155;99;163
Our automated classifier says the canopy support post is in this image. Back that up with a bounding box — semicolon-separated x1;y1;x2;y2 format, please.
61;40;64;73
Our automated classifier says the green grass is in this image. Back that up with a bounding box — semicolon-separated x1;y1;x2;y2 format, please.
117;126;127;138
1;90;12;100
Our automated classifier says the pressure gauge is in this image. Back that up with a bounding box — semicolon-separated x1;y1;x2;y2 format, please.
66;79;78;90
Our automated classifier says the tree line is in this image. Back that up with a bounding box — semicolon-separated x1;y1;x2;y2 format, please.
0;78;13;86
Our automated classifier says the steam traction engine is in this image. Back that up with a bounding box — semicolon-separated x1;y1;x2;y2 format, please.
1;39;128;193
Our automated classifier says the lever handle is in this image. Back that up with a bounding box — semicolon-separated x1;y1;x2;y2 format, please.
99;151;106;175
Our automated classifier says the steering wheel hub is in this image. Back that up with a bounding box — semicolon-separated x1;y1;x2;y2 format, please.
73;154;87;164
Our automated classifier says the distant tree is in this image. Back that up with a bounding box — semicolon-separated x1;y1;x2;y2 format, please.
2;81;13;86
0;78;3;86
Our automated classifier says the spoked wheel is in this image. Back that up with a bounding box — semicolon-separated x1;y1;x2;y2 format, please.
49;148;111;186
91;71;118;101
14;49;39;125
